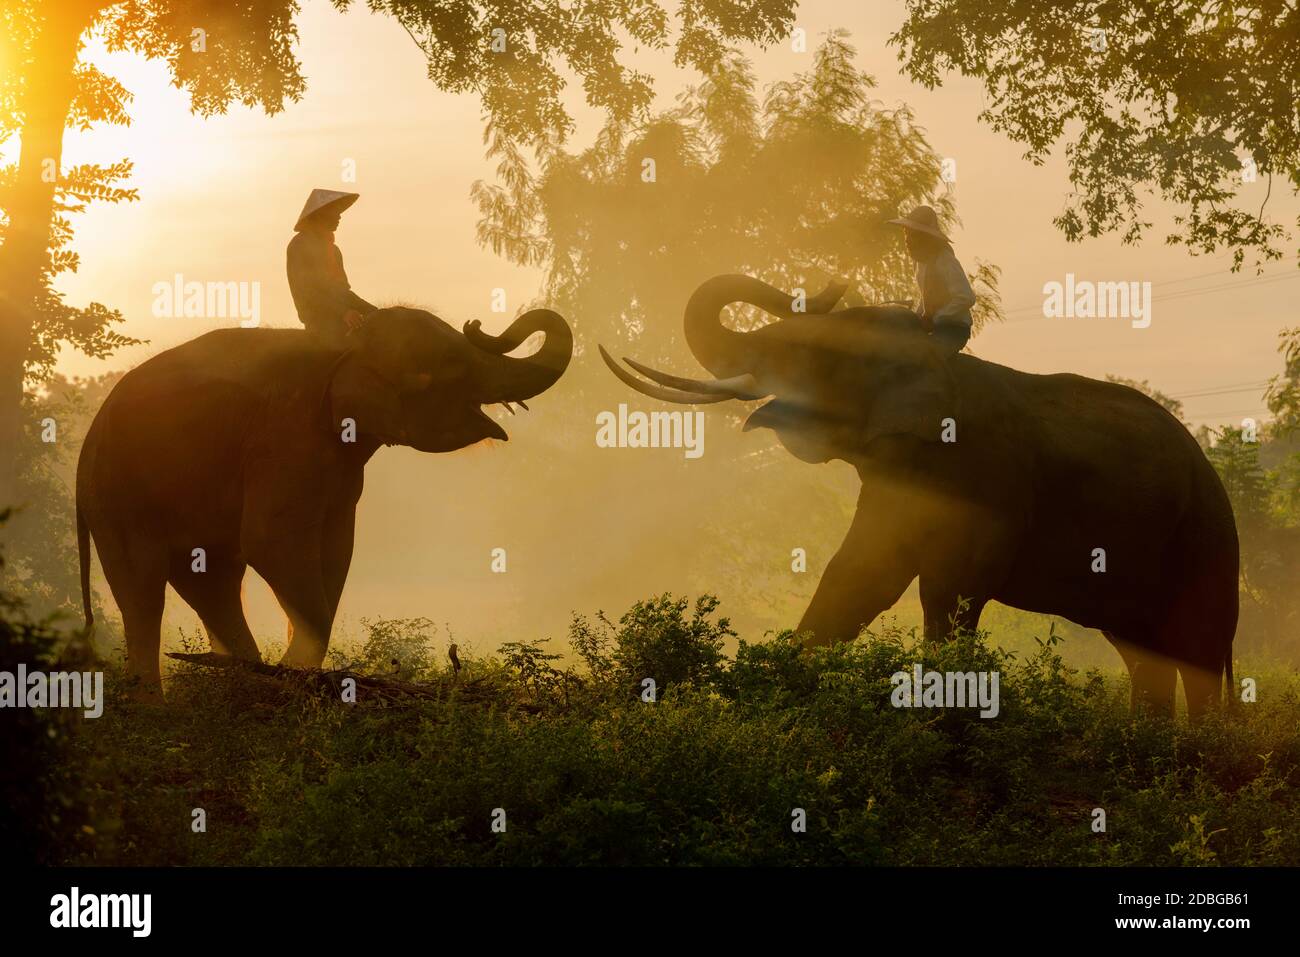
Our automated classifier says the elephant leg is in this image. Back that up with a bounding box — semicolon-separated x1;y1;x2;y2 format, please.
1179;664;1222;721
1108;632;1176;718
797;505;918;646
1131;659;1177;719
168;556;260;661
248;537;334;669
240;474;338;668
1163;568;1234;720
97;530;167;701
920;579;987;644
321;506;357;619
120;586;167;701
1162;612;1228;721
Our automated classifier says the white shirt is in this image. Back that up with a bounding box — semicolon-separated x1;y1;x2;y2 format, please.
916;244;976;326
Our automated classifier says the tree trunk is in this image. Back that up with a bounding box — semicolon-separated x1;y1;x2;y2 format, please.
0;1;109;514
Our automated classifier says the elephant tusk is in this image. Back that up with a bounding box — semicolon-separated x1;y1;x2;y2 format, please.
598;345;732;405
621;357;764;400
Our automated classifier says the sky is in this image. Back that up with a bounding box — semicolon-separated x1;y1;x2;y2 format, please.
51;0;1297;428
33;0;1300;655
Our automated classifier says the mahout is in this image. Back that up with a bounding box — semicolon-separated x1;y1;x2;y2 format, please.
78;307;571;699
604;274;1238;717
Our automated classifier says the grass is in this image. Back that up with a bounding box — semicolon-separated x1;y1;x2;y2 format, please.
35;594;1300;866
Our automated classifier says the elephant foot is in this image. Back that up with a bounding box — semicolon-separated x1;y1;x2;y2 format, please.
124;676;166;706
278;645;328;670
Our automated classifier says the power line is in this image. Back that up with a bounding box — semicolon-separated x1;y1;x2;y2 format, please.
997;269;1300;322
967;259;1299;421
1190;407;1270;419
1171;382;1269;399
996;253;1245;314
1147;271;1300;305
998;263;1299;315
1146;263;1266;289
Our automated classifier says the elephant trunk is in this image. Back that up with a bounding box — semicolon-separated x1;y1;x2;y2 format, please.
683;274;806;378
465;308;573;403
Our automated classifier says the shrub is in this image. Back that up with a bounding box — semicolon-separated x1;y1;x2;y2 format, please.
47;593;1300;866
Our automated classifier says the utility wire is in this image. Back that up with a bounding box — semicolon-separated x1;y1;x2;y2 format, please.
1171;382;1270;399
997;269;1300;322
996;259;1298;314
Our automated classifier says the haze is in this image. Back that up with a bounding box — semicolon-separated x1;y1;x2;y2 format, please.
42;0;1298;661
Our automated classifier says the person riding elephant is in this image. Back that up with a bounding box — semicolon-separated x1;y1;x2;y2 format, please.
77;303;573;700
286;188;377;344
602;273;1239;719
887;205;976;354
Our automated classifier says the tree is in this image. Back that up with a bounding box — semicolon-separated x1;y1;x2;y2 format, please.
467;31;1002;634
0;512;100;863
0;0;309;514
1261;323;1300;527
890;0;1299;269
8;372;121;614
476;28;1002;364
1207;427;1300;658
1265;326;1300;437
0;0;801;511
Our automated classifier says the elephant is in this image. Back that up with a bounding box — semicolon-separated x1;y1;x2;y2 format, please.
602;274;1238;717
77;305;572;698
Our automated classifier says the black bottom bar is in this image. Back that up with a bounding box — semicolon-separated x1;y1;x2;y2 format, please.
4;866;1282;942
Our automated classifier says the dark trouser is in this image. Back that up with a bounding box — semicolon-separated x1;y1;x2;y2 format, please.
301;315;350;346
932;314;971;354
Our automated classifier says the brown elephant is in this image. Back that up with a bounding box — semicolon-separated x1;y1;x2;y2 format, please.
77;306;571;698
603;274;1238;717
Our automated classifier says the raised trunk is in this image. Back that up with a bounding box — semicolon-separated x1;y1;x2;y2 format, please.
0;0;109;512
683;273;797;378
465;309;573;403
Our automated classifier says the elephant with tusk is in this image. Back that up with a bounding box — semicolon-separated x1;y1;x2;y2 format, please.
77;306;572;699
602;273;1239;718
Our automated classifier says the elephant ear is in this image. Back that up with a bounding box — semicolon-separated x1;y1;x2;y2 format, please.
328;353;408;444
862;352;958;447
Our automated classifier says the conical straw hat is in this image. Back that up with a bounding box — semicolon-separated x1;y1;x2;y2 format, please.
294;189;360;231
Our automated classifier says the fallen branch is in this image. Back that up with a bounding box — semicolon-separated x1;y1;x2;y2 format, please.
164;651;518;708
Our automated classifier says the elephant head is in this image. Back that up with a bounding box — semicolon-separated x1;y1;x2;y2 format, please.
601;274;955;465
330;306;572;451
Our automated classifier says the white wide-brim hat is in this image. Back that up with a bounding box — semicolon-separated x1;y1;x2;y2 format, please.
886;205;949;242
294;189;359;231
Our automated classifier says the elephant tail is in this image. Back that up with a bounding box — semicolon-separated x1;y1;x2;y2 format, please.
77;500;94;635
1223;642;1235;709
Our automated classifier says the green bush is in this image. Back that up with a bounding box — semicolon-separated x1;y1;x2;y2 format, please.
571;594;732;700
43;593;1300;866
0;514;108;864
327;617;442;681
